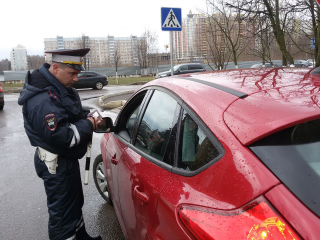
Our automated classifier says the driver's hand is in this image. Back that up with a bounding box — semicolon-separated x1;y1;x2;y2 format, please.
87;116;103;131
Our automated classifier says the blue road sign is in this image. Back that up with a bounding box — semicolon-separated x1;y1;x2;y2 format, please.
311;38;315;49
161;8;182;31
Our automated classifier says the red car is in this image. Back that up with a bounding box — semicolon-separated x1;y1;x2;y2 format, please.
93;67;320;239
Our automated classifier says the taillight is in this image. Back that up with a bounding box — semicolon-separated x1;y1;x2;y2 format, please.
178;198;301;240
0;85;2;92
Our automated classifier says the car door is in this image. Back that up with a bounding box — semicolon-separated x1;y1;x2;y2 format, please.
188;64;202;73
105;90;148;229
116;89;180;239
74;72;86;88
84;72;96;88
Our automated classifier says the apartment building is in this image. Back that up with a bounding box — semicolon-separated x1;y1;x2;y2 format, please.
10;45;28;70
172;11;208;61
172;11;250;62
44;35;141;67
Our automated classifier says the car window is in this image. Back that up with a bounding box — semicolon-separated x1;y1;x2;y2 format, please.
250;118;320;217
135;90;178;161
78;73;85;78
173;65;180;71
116;91;147;142
177;110;220;171
179;65;188;71
125;105;140;138
86;72;96;77
189;64;203;70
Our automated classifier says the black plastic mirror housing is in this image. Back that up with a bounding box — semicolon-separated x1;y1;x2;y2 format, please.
94;117;115;133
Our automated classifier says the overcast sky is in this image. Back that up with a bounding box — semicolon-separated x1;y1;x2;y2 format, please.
0;0;207;60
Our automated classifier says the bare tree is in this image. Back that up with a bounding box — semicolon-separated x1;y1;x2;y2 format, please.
206;0;251;69
204;17;231;70
245;14;277;65
137;28;158;75
113;42;121;84
27;55;45;70
283;0;320;66
226;0;297;66
0;59;11;73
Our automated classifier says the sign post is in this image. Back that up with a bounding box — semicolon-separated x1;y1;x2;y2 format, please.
161;8;182;77
311;38;315;66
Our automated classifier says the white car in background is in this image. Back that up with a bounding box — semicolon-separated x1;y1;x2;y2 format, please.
307;59;315;68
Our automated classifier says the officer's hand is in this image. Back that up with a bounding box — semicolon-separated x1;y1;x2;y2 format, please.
87;116;103;131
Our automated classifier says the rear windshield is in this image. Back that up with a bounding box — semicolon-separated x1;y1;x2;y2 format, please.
249;118;320;217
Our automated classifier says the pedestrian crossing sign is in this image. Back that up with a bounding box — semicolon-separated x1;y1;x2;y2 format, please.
161;8;182;31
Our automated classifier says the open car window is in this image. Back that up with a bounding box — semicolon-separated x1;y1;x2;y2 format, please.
116;90;147;142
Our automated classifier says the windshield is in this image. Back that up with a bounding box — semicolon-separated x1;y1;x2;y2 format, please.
249;118;320;217
250;64;261;68
173;65;180;71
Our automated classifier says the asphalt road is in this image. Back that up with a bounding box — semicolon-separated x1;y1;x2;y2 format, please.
0;85;140;240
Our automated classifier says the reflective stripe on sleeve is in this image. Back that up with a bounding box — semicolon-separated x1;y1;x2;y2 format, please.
68;124;80;148
65;234;76;240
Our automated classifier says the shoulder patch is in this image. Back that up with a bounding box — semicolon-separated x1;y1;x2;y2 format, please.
49;90;59;100
44;113;57;131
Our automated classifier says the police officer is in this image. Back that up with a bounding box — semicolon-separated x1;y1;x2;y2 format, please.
18;49;102;240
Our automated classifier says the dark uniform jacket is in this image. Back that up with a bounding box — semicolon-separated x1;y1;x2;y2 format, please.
18;63;93;160
18;63;94;239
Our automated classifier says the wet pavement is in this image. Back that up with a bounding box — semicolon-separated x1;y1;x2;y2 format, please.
0;86;140;239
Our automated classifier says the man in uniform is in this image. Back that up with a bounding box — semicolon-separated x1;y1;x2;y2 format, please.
18;49;102;240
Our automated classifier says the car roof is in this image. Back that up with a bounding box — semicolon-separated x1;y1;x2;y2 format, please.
144;68;320;145
176;63;204;66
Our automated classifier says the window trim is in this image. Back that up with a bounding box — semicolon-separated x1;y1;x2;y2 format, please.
114;89;150;143
131;88;181;164
114;132;174;172
113;86;224;177
172;102;225;177
114;86;181;171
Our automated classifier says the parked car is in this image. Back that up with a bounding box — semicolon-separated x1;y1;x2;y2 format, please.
0;84;4;110
307;59;315;68
72;71;108;90
93;67;320;239
291;60;310;67
250;62;279;68
156;63;206;78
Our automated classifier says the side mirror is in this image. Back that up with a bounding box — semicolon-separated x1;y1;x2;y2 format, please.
94;117;115;133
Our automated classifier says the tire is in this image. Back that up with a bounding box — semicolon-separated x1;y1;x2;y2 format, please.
94;81;103;90
93;154;113;205
0;105;3;110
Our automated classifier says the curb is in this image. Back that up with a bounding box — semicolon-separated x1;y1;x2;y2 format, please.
3;87;23;93
98;90;135;109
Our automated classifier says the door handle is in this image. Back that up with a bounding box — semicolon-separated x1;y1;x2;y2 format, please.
134;185;149;205
111;153;118;165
